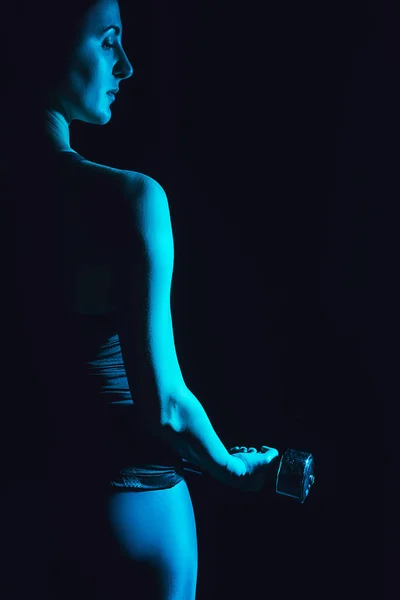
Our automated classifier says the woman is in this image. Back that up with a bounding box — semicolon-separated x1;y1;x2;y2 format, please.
5;2;198;597
7;1;278;598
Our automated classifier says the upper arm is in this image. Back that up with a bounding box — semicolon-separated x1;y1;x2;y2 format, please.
114;173;187;427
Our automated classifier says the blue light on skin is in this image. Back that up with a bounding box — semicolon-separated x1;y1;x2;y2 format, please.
39;0;134;154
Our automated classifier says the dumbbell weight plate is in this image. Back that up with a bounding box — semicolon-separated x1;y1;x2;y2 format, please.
276;448;315;503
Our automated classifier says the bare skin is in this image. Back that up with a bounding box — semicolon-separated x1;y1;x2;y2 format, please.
34;0;134;154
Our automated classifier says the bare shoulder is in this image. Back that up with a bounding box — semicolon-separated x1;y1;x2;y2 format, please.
107;168;170;234
71;156;170;243
115;169;167;205
79;156;166;209
73;155;145;193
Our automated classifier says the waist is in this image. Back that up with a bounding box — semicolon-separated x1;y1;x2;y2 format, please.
108;464;185;491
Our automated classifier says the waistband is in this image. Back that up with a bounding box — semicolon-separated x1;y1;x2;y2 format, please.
108;463;186;492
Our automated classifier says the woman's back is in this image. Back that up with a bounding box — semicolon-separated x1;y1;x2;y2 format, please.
13;149;185;488
15;150;130;315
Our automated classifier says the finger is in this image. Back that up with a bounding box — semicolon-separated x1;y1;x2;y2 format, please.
265;448;280;462
260;446;272;453
239;447;247;453
229;447;240;453
247;447;257;453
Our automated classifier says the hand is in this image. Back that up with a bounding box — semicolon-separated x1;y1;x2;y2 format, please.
227;445;280;492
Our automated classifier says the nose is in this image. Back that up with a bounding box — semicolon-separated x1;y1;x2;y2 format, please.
115;47;134;81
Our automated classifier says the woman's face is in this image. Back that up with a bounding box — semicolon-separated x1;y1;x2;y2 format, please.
52;0;134;125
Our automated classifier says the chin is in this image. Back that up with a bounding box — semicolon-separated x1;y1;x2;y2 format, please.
97;112;112;125
90;110;112;125
84;110;112;126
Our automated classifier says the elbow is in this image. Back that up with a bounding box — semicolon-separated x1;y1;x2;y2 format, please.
162;386;196;433
160;392;185;432
161;382;194;432
138;389;186;434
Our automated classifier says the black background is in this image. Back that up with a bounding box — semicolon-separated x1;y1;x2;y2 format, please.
2;0;394;598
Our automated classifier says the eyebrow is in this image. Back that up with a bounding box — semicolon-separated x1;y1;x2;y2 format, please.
101;25;121;36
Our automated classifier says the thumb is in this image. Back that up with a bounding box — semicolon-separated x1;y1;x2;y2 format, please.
261;447;279;463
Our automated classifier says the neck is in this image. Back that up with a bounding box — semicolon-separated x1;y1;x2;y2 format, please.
3;90;77;161
41;109;74;153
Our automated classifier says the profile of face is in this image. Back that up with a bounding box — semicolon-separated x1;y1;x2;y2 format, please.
50;0;134;126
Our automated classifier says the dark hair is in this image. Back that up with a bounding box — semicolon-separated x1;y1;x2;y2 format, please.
4;0;99;100
0;1;105;164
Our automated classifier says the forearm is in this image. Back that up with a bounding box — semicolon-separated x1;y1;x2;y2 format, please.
150;388;244;484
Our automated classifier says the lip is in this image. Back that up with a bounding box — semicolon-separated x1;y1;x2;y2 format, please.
107;92;116;101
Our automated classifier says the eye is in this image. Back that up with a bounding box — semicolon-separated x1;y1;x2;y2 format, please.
102;39;115;51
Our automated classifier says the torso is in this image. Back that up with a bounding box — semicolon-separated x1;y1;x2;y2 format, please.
12;149;143;317
63;239;116;315
60;153;141;316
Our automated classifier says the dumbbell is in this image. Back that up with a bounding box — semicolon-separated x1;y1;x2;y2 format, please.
181;448;315;503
